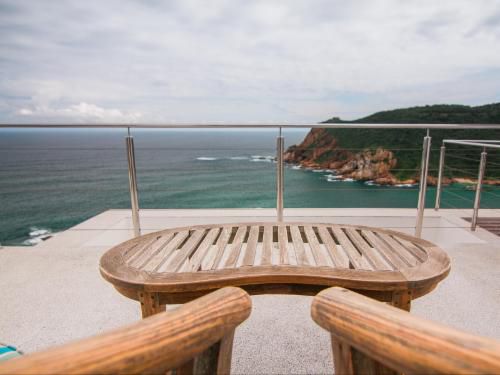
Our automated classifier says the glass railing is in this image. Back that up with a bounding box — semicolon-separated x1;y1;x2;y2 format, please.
1;123;499;245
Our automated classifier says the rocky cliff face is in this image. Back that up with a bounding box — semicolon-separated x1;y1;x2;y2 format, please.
284;128;413;185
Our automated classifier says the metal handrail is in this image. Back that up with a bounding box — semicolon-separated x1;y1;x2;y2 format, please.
442;139;500;149
435;139;500;231
415;131;431;237
276;128;284;222
1;123;500;129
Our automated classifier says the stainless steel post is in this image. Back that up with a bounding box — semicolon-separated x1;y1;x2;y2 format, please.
471;150;487;231
415;133;432;237
276;128;284;222
434;144;446;211
126;130;141;237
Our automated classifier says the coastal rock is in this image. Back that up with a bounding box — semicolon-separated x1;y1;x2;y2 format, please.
285;128;401;184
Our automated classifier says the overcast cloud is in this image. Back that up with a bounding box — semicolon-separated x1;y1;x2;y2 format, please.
1;0;500;123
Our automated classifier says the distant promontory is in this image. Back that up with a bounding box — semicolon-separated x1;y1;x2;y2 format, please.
284;103;500;185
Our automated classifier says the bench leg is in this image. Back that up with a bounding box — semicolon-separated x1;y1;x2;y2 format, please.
332;335;398;375
391;290;412;311
138;292;164;318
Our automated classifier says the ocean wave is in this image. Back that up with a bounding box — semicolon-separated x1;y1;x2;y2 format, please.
23;227;52;245
364;180;381;186
394;183;416;188
325;174;342;180
196;157;219;161
29;228;49;237
250;155;274;162
228;156;249;160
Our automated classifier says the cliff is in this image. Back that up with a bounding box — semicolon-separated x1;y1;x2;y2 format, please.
284;128;405;185
285;103;500;185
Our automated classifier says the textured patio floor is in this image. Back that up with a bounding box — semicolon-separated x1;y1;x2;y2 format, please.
1;208;500;374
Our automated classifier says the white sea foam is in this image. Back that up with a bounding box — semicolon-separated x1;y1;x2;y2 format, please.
312;169;325;173
343;178;355;182
24;238;42;245
24;227;52;246
364;181;381;187
229;156;249;160
291;165;301;170
196;157;218;161
250;155;274;162
29;229;49;237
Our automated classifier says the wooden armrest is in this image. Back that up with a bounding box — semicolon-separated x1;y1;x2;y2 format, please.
312;287;500;375
0;287;251;375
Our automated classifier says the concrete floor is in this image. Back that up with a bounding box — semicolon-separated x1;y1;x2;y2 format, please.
1;208;500;374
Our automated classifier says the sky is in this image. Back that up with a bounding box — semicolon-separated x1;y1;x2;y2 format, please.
1;0;500;124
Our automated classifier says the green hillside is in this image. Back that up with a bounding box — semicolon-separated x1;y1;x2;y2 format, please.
324;103;500;124
320;103;500;180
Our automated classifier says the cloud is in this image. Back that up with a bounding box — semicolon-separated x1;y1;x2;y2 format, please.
0;0;499;122
17;102;142;123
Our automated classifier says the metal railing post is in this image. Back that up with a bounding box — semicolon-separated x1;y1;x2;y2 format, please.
276;128;284;222
126;129;141;237
471;149;487;231
415;131;432;237
434;144;446;211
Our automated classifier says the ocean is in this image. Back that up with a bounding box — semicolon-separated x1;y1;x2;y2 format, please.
1;128;498;246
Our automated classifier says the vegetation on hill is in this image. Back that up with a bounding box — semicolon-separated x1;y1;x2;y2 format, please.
288;103;500;181
324;103;500;124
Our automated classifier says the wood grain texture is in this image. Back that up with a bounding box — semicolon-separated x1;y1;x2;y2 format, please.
139;291;162;318
241;226;259;267
312;287;500;375
261;225;273;266
290;225;309;266
100;222;450;304
0;287;251;375
304;225;329;266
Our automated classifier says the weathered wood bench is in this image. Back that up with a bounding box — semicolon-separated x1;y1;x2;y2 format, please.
0;287;251;375
312;287;500;374
100;222;450;317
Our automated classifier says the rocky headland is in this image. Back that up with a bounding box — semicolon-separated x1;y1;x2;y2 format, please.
284;128;500;186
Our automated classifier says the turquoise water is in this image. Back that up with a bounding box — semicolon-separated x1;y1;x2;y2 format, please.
1;129;498;245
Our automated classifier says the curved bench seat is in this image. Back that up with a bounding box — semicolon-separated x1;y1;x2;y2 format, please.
100;222;450;316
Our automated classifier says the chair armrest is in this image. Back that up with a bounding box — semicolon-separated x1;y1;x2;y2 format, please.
0;287;251;374
312;287;500;374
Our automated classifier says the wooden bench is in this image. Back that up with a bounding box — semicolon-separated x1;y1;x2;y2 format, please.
100;222;450;317
0;287;251;375
312;287;500;374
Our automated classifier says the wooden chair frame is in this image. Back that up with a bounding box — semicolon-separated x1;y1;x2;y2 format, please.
0;287;251;375
311;287;500;374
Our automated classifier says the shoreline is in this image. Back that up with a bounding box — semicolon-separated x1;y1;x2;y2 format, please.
288;162;500;187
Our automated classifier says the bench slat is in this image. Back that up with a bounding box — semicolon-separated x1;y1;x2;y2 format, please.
361;230;406;270
189;228;221;272
162;230;207;272
304;226;329;267
142;231;189;272
223;226;247;268
345;228;392;271
317;226;349;268
290;226;309;266
261;226;273;266
278;226;289;265
241;226;259;266
331;227;373;270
